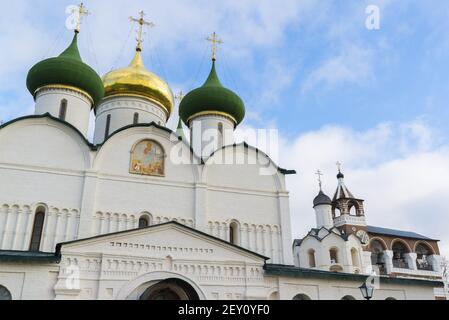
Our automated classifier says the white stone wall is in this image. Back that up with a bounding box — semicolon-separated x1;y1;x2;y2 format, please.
35;87;92;136
94;96;168;144
189;115;235;159
0;117;290;264
296;232;368;274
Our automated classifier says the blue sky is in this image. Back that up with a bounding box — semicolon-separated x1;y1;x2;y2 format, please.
1;0;449;256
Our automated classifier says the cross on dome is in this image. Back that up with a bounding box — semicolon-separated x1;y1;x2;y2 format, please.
129;10;155;52
206;32;223;61
71;2;90;33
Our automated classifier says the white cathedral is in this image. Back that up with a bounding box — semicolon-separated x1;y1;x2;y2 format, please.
0;8;446;300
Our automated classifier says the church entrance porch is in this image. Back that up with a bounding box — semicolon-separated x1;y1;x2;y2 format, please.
139;279;200;301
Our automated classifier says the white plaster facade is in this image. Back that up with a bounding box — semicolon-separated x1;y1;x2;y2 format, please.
0;112;442;300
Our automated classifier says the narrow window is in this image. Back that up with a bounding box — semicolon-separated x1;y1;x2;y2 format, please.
218;122;224;148
308;249;316;268
229;222;239;245
59;99;68;121
105;114;111;139
330;248;339;264
351;248;359;267
29;207;46;252
139;216;149;229
133;113;139;125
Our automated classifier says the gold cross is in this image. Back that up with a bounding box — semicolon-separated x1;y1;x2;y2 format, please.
130;10;155;51
206;32;223;61
315;170;323;190
71;2;90;33
336;161;343;173
175;91;185;104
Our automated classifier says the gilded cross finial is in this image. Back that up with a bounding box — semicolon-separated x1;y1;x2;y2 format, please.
175;91;185;104
71;2;90;33
130;10;155;52
315;170;324;190
336;161;343;173
206;32;223;61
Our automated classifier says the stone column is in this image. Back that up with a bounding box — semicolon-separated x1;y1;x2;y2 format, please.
405;253;418;270
194;183;207;232
278;192;294;265
22;208;34;250
428;255;442;273
1;207;11;250
383;250;394;274
78;171;99;239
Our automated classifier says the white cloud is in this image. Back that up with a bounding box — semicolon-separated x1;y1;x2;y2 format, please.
273;119;449;258
302;44;374;92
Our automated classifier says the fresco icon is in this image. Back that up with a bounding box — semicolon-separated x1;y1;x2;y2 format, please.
130;140;165;176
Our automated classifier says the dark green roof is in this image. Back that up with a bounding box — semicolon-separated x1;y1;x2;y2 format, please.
26;33;104;105
179;61;245;125
0;250;60;264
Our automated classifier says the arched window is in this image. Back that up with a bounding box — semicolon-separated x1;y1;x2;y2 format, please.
229;221;239;245
349;203;357;216
130;140;165;176
29;207;46;252
392;241;410;269
370;239;386;274
341;295;356;300
293;294;311;300
133;113;139;125
330;248;339;264
59;99;68;121
0;285;12;300
385;297;397;301
332;206;342;218
139;216;149;229
416;243;434;271
351;248;359;267
308;249;316;268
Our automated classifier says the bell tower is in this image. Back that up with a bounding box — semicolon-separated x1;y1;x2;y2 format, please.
332;163;367;236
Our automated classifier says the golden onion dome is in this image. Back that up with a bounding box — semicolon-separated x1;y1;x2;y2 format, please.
102;51;174;118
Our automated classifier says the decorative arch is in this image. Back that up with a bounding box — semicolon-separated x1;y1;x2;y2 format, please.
415;242;434;271
391;239;412;253
202;143;287;191
414;241;435;255
347;201;360;216
139;278;199;300
229;220;240;245
138;213;153;229
130;139;165;176
116;271;206;300
392;239;411;269
369;237;388;251
293;294;312;300
0;285;12;300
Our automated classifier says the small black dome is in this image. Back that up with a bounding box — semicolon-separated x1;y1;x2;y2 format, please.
313;191;332;207
337;172;345;179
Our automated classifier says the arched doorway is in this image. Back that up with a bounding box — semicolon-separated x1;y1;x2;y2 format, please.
293;294;311;300
0;285;12;300
140;279;200;301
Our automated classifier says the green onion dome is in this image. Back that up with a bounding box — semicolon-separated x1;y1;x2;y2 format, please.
179;61;245;126
26;33;104;106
